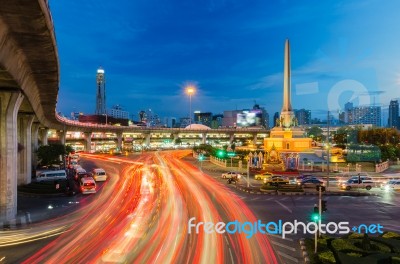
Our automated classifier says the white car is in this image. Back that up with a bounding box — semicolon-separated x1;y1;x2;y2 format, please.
340;179;374;191
221;172;242;179
381;180;400;192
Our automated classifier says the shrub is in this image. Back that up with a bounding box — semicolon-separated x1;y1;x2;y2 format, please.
331;238;362;252
382;232;400;239
318;251;336;263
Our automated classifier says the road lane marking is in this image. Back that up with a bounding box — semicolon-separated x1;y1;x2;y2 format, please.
224;236;235;264
294;197;302;200
280;197;288;201
268;233;294;241
250;197;260;201
264;197;273;201
277;251;299;263
275;200;292;213
270;240;296;251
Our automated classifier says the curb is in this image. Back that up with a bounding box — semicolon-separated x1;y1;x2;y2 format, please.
18;191;66;198
299;238;310;264
1;213;31;230
232;185;380;197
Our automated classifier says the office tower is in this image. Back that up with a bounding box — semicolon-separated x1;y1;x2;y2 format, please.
107;105;129;119
388;100;399;129
273;112;280;127
350;106;381;127
295;109;311;125
194;112;212;127
95;67;106;115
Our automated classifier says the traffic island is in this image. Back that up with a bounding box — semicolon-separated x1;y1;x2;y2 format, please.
18;180;71;196
303;232;400;264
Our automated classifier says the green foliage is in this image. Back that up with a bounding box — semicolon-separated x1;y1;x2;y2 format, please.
382;232;400;239
318;251;336;263
307;126;325;142
65;145;74;154
331;238;362;252
174;138;182;145
348;233;365;239
346;252;362;257
36;144;67;166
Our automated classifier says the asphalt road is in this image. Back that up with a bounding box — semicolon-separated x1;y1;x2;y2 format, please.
1;152;399;264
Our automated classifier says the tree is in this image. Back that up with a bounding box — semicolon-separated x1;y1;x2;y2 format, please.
306;126;324;142
37;144;68;166
174;138;182;145
230;143;236;152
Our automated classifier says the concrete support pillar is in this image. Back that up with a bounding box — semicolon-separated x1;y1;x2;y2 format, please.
202;133;207;144
39;128;48;145
229;133;235;144
253;133;258;145
116;132;123;150
31;122;40;169
59;130;66;145
84;132;92;152
173;133;179;141
144;133;151;147
0;91;24;222
17;114;34;185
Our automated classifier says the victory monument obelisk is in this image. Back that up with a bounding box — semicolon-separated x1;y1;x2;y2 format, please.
263;39;312;170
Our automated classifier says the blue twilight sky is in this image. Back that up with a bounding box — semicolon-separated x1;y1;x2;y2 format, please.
50;0;400;123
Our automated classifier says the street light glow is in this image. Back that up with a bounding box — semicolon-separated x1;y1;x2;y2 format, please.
186;86;195;95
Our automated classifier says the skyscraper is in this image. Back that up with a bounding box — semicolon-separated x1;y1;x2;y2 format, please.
350;106;381;127
95;67;106;115
295;109;311;125
388;100;399;129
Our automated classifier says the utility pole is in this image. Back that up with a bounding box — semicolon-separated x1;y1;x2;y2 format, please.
326;110;330;190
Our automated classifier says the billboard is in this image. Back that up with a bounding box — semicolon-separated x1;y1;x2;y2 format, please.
236;110;262;127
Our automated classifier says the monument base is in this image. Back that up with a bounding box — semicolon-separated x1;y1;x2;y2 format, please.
262;162;285;172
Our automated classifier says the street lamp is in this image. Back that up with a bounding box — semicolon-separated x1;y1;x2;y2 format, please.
185;85;195;128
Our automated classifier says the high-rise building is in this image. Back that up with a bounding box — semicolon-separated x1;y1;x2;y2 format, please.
95;67;106;115
194;111;212;127
295;109;311;125
222;110;242;127
273;112;280;127
388;100;399;129
349;106;381;127
107;105;129;119
345;102;353;124
211;114;223;129
253;104;269;129
338;111;345;124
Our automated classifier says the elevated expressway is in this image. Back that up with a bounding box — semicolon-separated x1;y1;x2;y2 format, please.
0;1;268;223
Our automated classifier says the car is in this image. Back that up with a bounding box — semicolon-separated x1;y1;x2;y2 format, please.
381;180;400;192
340;179;374;191
227;175;241;184
80;177;97;194
254;172;274;180
92;168;107;181
299;178;324;188
295;175;319;184
338;174;372;184
265;176;289;186
221;172;242;179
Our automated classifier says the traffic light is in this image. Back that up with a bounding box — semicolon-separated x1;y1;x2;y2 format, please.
198;154;205;161
321;200;327;212
217;150;225;158
311;205;320;222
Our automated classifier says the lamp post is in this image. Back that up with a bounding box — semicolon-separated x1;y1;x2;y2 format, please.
186;86;195;129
